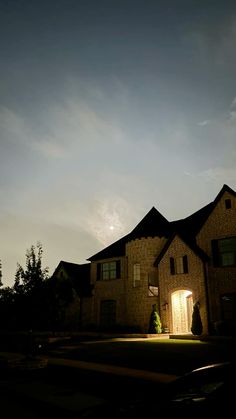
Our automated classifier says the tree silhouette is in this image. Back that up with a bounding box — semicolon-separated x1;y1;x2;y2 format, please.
14;242;49;293
191;302;203;335
0;259;3;287
13;242;49;329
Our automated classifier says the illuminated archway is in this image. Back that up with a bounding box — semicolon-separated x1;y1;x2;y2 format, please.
171;290;193;334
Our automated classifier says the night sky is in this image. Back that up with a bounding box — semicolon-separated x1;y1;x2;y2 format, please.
1;0;236;285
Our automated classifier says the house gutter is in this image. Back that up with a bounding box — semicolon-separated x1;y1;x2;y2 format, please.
203;261;211;334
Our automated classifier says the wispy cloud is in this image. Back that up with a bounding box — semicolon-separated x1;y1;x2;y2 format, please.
197;119;211;126
228;96;236;121
197;167;236;183
0;93;127;160
230;97;236;108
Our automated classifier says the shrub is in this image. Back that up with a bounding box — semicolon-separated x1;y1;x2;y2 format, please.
191;302;203;335
148;304;162;334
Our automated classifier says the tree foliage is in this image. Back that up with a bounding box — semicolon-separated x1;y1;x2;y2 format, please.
0;259;2;287
14;242;49;294
191;302;203;335
45;274;77;331
12;242;49;330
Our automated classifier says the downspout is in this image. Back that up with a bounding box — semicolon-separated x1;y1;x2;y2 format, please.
203;261;211;334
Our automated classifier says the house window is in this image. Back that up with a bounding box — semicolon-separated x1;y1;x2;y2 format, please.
220;293;236;333
100;300;116;327
148;286;159;297
148;271;158;296
133;263;141;287
97;260;121;280
170;255;188;275
212;237;236;267
225;199;232;209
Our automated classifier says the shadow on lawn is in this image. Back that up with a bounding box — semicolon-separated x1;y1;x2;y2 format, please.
48;338;236;376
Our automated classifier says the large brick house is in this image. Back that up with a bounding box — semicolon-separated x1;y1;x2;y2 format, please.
82;184;236;335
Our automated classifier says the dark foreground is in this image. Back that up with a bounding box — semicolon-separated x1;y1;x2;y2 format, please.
1;335;236;418
1;360;236;419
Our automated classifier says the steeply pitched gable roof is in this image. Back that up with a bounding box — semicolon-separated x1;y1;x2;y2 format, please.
154;184;236;266
214;183;236;202
52;261;91;296
53;260;90;277
87;207;170;261
128;207;170;239
154;233;209;267
88;184;236;262
170;201;214;238
173;184;236;239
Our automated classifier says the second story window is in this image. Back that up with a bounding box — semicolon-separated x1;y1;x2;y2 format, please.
170;255;188;275
97;260;121;281
148;271;158;296
212;237;236;267
133;263;141;287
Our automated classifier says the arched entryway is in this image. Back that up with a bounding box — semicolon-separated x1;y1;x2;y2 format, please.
171;290;193;334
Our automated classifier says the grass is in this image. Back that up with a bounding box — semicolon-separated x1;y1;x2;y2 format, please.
53;337;236;376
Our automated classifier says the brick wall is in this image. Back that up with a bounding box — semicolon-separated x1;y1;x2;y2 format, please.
197;191;236;326
88;237;165;332
81;189;236;334
158;235;208;334
89;256;127;327
124;236;165;332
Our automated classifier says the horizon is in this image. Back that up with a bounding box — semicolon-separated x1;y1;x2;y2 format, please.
1;1;236;286
1;181;233;286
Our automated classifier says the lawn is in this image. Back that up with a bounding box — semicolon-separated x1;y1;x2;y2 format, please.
56;338;236;375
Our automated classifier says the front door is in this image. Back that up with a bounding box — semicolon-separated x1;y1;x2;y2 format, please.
171;290;193;334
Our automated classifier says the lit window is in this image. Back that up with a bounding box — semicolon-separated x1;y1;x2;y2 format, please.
175;257;184;274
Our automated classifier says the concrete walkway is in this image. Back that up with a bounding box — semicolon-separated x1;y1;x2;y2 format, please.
47;356;178;383
0;351;178;417
0;350;177;383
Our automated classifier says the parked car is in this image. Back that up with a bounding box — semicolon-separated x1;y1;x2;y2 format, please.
80;361;236;417
164;361;235;413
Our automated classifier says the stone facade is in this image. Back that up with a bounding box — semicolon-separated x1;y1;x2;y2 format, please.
158;235;208;334
67;185;236;335
196;190;236;332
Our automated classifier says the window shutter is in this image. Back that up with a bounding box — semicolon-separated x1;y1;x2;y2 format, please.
183;255;188;273
116;260;121;279
211;240;219;267
97;263;101;280
170;257;175;275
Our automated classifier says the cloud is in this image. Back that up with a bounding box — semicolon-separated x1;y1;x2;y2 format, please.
197;167;236;184
0;106;31;146
0;92;127;160
197;120;210;126
228;96;236;121
230;97;236;108
86;194;133;246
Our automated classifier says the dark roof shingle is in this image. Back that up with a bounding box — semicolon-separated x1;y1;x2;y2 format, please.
88;184;236;262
